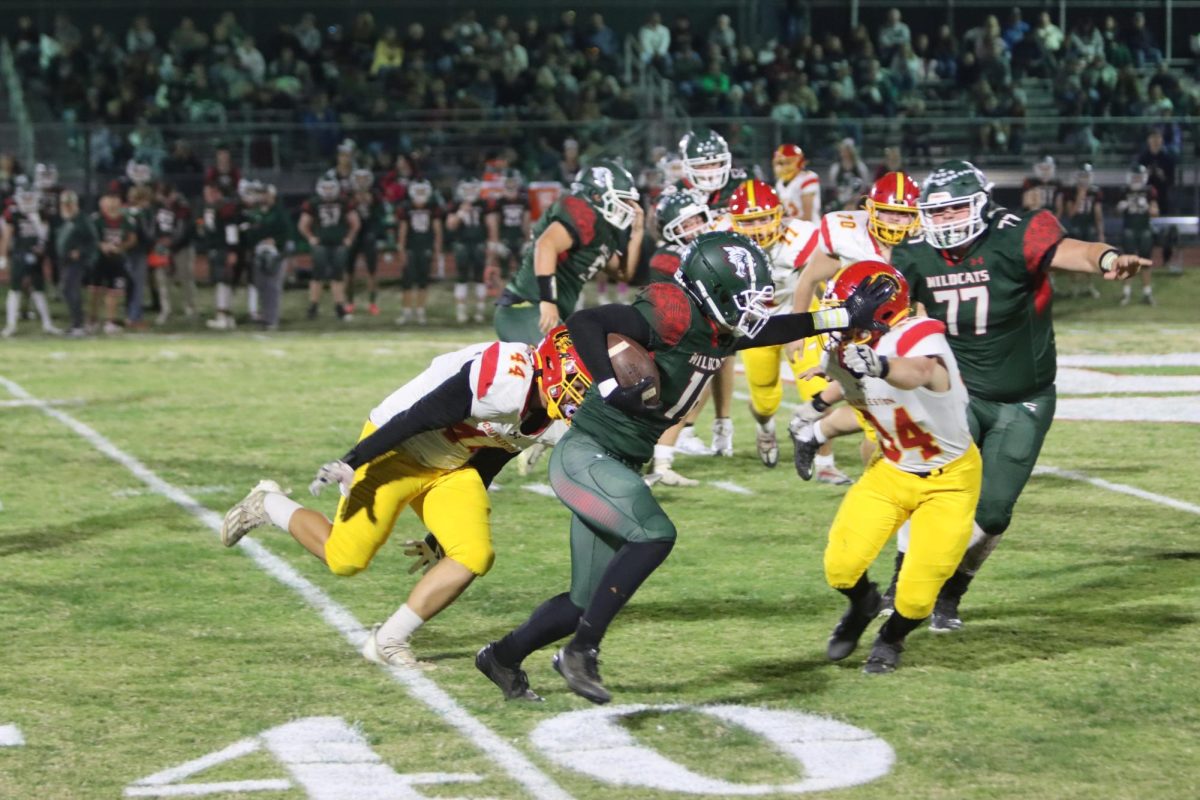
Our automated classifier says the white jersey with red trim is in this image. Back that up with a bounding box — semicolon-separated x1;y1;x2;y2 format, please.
776;169;821;224
824;317;971;473
368;341;554;469
818;209;884;266
763;218;820;314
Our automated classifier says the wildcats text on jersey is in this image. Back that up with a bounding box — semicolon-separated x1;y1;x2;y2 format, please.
924;270;991;289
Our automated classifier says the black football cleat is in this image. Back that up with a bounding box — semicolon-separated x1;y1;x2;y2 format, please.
863;636;904;674
553;644;611;704
827;583;883;661
791;423;820;481
475;643;542;701
929;595;964;633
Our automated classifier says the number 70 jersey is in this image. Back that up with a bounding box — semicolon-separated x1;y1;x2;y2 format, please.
825;317;971;473
890;208;1065;403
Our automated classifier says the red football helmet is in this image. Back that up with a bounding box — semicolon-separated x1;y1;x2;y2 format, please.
823;260;910;344
533;325;593;421
728;179;784;248
773;144;806;183
865;171;920;246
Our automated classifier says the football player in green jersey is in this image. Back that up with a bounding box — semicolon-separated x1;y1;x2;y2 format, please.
888;160;1149;631
475;231;895;704
495;158;642;345
298;175;360;321
1061;164;1105;299
671;128;746;458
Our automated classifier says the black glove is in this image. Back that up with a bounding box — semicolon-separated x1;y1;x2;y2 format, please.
842;276;895;333
603;376;663;418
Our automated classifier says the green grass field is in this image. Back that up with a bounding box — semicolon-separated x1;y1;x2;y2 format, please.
1;274;1198;800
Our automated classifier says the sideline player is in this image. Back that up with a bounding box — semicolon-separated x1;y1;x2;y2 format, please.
219;328;592;672
773;144;821;223
474;231;894;704
795;261;980;673
889;160;1148;630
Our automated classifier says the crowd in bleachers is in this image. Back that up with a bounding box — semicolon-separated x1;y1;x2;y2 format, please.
8;7;1197;165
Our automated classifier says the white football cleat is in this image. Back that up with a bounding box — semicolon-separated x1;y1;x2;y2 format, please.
42;323;62;335
815;465;853;486
645;467;699;487
1;325;15;338
711;418;734;457
361;624;436;670
220;479;282;547
674;427;714;457
517;442;548;476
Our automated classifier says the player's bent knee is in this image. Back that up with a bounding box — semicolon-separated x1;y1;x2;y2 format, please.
631;514;676;544
894;593;935;620
823;557;866;591
974;504;1012;537
325;554;368;577
444;542;496;576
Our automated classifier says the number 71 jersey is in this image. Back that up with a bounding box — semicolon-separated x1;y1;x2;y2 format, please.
825;317;971;473
890;208;1065;402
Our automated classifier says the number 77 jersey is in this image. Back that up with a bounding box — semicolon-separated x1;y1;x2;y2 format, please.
890;208;1065;403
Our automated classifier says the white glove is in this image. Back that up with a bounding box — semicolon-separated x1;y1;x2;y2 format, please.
842;344;889;379
309;460;355;497
402;536;443;575
791;397;827;428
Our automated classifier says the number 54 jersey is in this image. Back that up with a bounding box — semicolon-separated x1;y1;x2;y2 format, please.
824;317;971;473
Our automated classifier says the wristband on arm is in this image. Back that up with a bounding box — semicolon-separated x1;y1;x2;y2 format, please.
537;274;557;303
1098;248;1120;274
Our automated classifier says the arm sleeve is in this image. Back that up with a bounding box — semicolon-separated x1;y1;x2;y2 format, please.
340;363;474;469
733;312;818;350
1023;209;1066;275
565;303;653;386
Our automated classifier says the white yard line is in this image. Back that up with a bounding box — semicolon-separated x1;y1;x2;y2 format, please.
0;724;24;747
0;374;573;800
1033;465;1200;516
710;481;754;495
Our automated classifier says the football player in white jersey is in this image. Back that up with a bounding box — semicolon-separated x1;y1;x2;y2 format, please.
789;172;921;470
773;144;821;224
219;327;591;676
794;261;981;673
725;179;825;468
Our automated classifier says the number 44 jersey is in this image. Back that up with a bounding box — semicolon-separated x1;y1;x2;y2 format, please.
891;208;1065;403
824;317;971;473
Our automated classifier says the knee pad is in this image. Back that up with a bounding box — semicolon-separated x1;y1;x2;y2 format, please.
823;553;864;591
894;590;935;620
630;512;676;544
974;501;1012;537
748;380;782;418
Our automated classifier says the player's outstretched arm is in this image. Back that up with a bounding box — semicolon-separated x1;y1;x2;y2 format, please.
338;364;475;470
738;275;893;350
842;345;950;391
1051;239;1151;280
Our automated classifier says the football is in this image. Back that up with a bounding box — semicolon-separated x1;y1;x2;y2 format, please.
607;334;661;405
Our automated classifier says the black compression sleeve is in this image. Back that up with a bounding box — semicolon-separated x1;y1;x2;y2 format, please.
565;304;653;385
341;363;474;469
468;447;518;488
733;312;819;350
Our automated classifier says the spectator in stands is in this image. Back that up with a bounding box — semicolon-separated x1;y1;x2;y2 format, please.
1145;84;1174;117
873;145;904;180
857;59;896;117
931;24;958;80
1148;61;1182;108
1139;128;1177;212
708;14;737;63
237;36;266;85
371;27;404;78
1002;8;1030;50
169;17;208;64
1035;11;1065;58
829;138;871;211
793;73;820;117
891;42;924;94
294;13;322;63
639;12;671;68
1067;18;1104;62
269;46;313;96
586;14;619;63
1126;12;1163;68
126;15;156;56
877;8;911;65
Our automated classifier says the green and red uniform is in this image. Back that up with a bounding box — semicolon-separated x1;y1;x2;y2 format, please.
1119;185;1156;258
302;195;353;281
495;194;624;344
397;198;442;290
892;207;1065;535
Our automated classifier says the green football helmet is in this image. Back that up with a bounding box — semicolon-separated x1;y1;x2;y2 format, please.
675;231;774;338
572;159;640;230
679;128;731;193
917;160;991;250
655;190;713;246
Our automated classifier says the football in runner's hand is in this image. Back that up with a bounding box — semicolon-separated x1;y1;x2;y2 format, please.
607;334;661;403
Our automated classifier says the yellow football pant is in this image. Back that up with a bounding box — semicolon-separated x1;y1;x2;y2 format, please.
324;422;494;577
741;337;827;418
824;444;982;619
